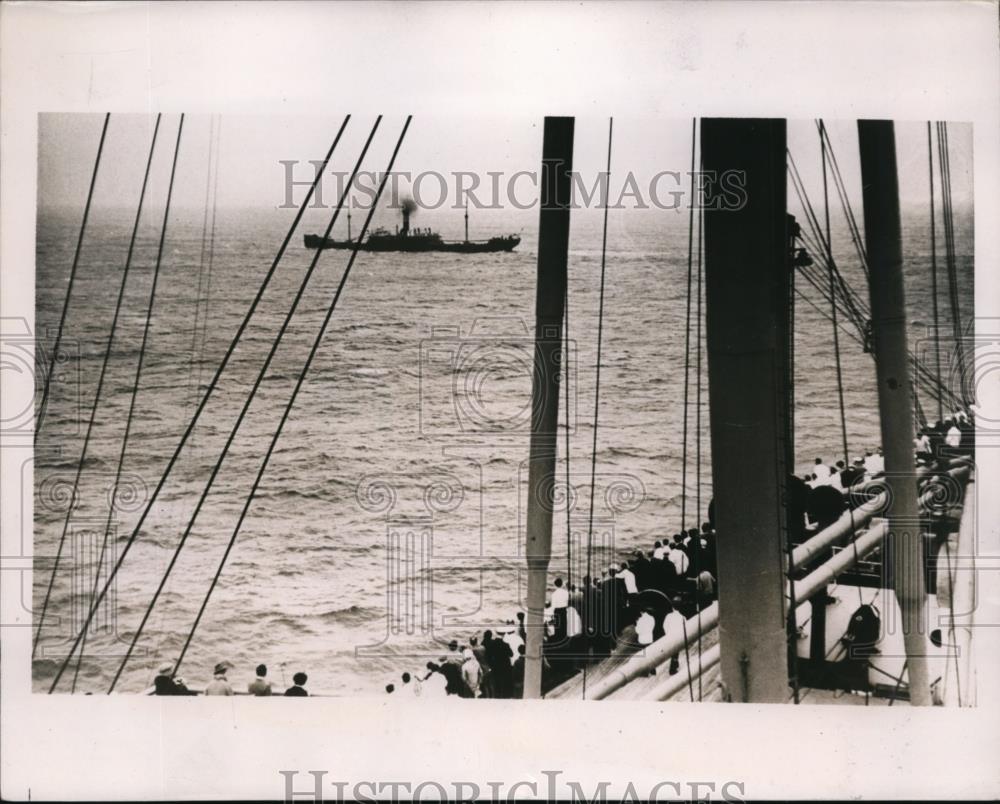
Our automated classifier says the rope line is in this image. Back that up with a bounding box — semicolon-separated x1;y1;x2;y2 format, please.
582;117;613;699
46;115;352;693
198;116;223;394
794;236;959;413
789;192;959;414
108;116;386;692
37;115;159;661
680;118;696;532
817;121;864;615
171;117;411;676
816;121;868;276
927;122;943;423
189;115;220;402
189;115;214;395
938;122;967;406
36;113;111;440
695;141;704;702
66;115;164;689
564;296;572;591
34;114;151;659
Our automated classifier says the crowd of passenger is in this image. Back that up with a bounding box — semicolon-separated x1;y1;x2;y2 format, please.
388;410;976;699
151;413;974;700
914;412;974;464
385;521;721;698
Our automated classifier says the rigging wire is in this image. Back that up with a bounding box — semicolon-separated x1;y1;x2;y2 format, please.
189;115;215;398
694;144;705;702
189;115;220;402
816;121;867;703
677;118;703;703
791;130;960;422
67;115;165;690
787;153;869;335
36;113;111;440
816;121;868;276
789;159;960;414
92;113;182;687
582;117;613;700
564;296;572;593
927;122;943;423
47;115;352;693
198;116;223;394
794;235;959;416
938;122;967;407
171;117;412;676
680;118;697;533
33;115;150;659
108;116;387;692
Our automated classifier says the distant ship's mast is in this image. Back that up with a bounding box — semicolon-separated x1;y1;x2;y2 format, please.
347;203;352;242
464;199;469;243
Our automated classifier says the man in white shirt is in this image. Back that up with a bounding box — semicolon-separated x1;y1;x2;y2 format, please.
461;648;482;697
502;628;523;662
668;542;689;576
550;577;569;638
652;540;666;560
550;578;569;609
618;562;638;595
566;605;583;639
422;663;448;697
635;609;655;646
827;464;845;492
945;419;962;449
813;458;831;481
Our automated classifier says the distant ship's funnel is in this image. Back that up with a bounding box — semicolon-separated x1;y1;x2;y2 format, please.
400;197;417;235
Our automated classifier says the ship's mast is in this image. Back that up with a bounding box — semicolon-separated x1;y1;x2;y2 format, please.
701;118;792;703
464;198;469;243
857;120;931;706
347;202;352;242
523;116;574;699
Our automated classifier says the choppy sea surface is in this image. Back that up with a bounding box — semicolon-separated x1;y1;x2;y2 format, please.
32;197;973;695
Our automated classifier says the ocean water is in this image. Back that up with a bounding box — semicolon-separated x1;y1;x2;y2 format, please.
32;196;973;695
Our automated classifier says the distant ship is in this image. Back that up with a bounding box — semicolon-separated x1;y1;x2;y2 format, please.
304;200;521;253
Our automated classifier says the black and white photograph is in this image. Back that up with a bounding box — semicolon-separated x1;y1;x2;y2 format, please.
2;2;999;801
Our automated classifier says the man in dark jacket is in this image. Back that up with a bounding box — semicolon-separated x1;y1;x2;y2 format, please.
483;630;513;698
284;672;309;696
153;662;196;695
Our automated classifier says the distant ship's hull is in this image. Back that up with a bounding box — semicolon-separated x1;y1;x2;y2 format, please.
304;234;520;253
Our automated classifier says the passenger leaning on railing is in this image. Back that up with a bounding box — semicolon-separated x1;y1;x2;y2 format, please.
153;661;196;695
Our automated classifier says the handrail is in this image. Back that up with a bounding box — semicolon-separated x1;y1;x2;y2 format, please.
792;464;970;570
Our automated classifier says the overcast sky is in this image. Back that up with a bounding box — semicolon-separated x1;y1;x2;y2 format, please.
38;113;973;217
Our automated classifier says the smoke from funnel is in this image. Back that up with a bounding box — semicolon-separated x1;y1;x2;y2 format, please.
400;197;416;235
